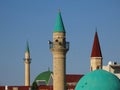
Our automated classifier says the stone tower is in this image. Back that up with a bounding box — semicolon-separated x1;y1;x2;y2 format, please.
24;41;31;86
49;11;69;90
90;31;102;71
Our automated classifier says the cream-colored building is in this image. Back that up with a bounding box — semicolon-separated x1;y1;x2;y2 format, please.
103;61;120;79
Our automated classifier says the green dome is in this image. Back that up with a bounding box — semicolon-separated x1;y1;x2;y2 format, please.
34;70;52;84
75;70;120;90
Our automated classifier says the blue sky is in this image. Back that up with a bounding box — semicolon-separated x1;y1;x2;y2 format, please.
0;0;120;86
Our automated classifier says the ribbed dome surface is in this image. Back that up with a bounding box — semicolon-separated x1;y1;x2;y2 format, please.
75;70;120;90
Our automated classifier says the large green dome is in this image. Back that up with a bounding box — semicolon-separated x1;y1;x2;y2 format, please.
75;70;120;90
34;70;52;85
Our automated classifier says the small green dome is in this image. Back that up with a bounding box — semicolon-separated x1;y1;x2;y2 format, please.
34;70;52;84
75;70;120;90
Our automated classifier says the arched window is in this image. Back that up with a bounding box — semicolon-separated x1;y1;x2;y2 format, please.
91;67;93;71
96;66;99;69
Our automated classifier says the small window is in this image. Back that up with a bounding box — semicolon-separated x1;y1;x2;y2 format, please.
91;67;93;71
96;66;99;69
55;39;58;42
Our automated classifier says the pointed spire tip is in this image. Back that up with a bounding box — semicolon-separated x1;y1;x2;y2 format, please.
58;8;61;13
26;41;30;53
54;9;65;32
91;31;102;57
95;27;97;32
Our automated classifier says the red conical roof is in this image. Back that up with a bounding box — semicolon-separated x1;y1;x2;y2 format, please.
91;31;102;57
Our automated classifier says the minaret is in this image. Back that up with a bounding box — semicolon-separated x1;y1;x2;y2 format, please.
90;31;102;71
24;41;31;86
49;11;69;90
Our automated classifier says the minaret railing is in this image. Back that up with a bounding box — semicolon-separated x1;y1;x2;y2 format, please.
49;41;69;50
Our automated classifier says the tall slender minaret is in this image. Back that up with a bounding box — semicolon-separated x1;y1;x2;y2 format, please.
24;41;31;86
49;11;69;90
90;31;102;71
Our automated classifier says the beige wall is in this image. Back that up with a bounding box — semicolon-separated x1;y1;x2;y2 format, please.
90;57;102;71
51;32;69;90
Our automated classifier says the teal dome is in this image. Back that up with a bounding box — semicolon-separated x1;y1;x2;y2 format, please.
34;70;52;85
75;70;120;90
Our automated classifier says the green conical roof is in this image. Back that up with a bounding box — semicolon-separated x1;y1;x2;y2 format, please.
75;70;120;90
26;41;30;53
54;10;65;32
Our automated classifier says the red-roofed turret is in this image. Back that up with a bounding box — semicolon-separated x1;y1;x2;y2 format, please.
91;31;102;57
90;31;103;71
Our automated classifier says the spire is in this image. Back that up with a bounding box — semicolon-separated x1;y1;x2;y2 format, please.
54;10;65;32
91;31;102;57
26;41;30;53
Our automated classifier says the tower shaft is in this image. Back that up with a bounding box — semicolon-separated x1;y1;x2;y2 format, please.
53;50;66;90
24;42;31;86
90;57;102;71
49;11;69;90
50;32;69;90
25;59;30;86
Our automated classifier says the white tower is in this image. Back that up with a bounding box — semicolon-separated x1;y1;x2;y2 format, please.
24;41;31;86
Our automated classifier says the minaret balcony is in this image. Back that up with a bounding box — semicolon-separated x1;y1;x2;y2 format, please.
49;41;69;50
24;58;31;64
